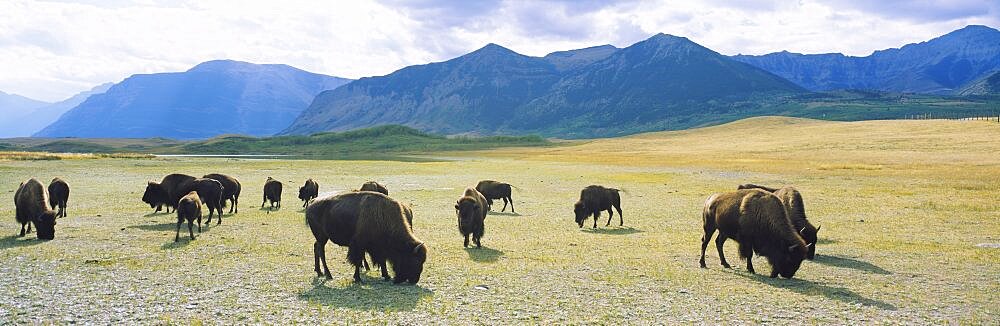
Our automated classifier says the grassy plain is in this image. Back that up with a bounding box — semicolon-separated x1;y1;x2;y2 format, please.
0;117;997;324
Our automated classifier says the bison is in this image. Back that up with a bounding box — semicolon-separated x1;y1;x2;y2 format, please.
475;180;514;213
299;179;319;207
306;191;426;284
737;184;820;259
203;173;241;214
14;179;57;240
175;191;202;242
179;178;225;224
47;178;69;218
456;188;488;248
262;177;282;211
573;185;623;228
699;189;809;278
358;181;388;196
142;174;196;213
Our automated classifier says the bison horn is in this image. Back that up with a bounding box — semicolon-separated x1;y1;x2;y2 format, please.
800;227;807;234
805;243;814;248
412;242;424;254
816;226;821;232
788;244;799;252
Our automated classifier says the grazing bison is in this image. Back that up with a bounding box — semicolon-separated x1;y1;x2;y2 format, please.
699;189;809;278
175;191;202;242
573;185;623;228
456;188;488;248
307;191;426;284
737;184;820;259
262;177;282;211
142;174;196;213
475;180;514;213
299;179;319;207
203;173;241;214
14;179;57;240
358;181;388;196
47;178;69;218
179;178;225;224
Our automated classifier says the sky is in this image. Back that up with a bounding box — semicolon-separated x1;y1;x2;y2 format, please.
1;0;997;102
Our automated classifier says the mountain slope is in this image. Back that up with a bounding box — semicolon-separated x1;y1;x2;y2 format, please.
732;25;1000;94
283;35;805;138
14;83;115;137
0;91;51;138
957;71;1000;95
35;60;351;139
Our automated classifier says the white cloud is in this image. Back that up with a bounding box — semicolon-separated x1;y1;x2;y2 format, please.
0;0;997;101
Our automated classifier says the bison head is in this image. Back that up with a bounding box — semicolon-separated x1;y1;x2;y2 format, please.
142;182;167;208
771;242;808;279
455;197;481;228
34;211;57;240
573;201;589;228
800;225;820;260
298;186;310;201
392;242;427;284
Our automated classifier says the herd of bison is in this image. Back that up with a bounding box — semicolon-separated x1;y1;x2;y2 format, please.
12;173;820;284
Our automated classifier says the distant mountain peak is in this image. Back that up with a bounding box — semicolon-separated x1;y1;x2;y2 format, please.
187;59;296;73
468;43;521;57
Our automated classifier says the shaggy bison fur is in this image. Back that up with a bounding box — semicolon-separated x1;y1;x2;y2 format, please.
262;177;282;211
700;189;809;278
299;179;319;207
175;191;202;242
359;181;389;196
203;173;241;214
306;191;426;284
475;180;514;213
737;184;820;259
142;174;196;213
573;185;623;228
14;179;57;240
456;188;488;248
47;178;69;218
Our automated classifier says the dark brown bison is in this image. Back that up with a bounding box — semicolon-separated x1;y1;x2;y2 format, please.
456;187;488;248
47;178;69;218
203;173;241;214
262;177;282;211
358;181;388;195
299;179;319;207
179;178;225;224
475;180;514;213
14;179;57;240
306;191;426;284
737;184;820;259
175;191;202;242
573;185;623;228
699;189;809;278
142;174;196;213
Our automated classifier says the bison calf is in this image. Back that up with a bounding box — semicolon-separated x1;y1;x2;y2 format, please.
358;181;389;196
14;179;58;240
700;189;809;278
306;192;426;284
573;185;623;228
47;178;69;218
262;177;282;211
175;191;202;242
203;173;241;214
476;180;514;213
737;184;821;259
299;179;319;207
456;188;488;248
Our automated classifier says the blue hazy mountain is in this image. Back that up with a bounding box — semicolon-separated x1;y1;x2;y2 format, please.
0;91;51;138
35;60;351;139
732;25;1000;94
281;34;804;137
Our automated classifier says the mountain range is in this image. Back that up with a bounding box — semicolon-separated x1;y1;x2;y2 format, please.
35;60;350;139
4;25;998;140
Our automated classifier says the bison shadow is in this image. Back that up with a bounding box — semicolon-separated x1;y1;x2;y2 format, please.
298;278;433;311
0;235;46;249
814;254;891;275
143;211;172;217
728;270;897;310
259;206;281;213
161;239;194;250
487;211;521;217
128;222;179;232
581;227;642;235
465;246;504;262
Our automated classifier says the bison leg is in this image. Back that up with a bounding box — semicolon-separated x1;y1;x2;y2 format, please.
215;202;223;225
188;219;195;240
605;208;615;226
174;219;182;242
738;241;755;274
474;233;482;248
26;222;32;234
715;236;731;268
463;234;470;248
380;261;390;281
770;269;779;278
313;240;325;277
615;205;623;226
347;245;366;282
508;196;514;213
700;227;716;268
19;222;27;237
197;214;202;233
501;197;509;212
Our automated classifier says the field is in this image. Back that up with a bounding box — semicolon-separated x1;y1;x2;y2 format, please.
0;117;997;324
